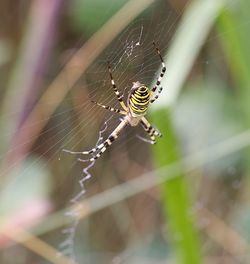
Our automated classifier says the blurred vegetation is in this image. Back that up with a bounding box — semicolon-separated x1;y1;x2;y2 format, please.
0;0;250;264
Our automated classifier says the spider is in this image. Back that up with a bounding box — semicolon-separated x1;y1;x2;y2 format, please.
64;42;166;162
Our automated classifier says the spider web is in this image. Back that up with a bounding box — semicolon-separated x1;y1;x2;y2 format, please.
57;0;182;261
54;0;243;262
62;1;179;157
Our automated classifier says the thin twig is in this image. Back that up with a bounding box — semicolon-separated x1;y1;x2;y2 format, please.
33;128;250;240
4;226;75;264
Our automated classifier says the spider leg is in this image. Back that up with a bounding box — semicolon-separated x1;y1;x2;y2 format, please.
79;118;128;162
108;63;128;111
62;147;96;155
136;134;156;145
91;100;127;115
150;87;163;104
140;117;162;143
151;42;166;94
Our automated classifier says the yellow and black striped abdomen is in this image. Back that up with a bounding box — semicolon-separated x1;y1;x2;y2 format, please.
129;85;150;116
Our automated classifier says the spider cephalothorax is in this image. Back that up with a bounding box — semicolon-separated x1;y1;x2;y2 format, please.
64;42;166;162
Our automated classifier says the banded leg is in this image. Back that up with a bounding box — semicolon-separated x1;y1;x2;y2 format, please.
63;146;97;155
136;134;156;145
150;87;163;104
152;42;166;93
108;63;128;111
140;117;162;143
79;118;128;162
91;100;126;115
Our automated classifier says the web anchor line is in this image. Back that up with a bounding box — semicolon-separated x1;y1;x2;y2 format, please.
59;120;110;261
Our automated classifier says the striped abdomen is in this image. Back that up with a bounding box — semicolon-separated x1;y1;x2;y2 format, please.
129;84;150;116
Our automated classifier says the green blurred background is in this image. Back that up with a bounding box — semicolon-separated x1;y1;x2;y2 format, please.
0;0;250;263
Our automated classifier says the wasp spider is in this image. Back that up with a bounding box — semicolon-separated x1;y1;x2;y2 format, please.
64;42;166;162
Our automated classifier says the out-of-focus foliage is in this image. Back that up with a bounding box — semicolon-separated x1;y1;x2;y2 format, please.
0;157;51;216
70;0;128;35
0;0;250;263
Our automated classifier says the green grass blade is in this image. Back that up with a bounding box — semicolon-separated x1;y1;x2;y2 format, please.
152;109;201;264
218;4;250;116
